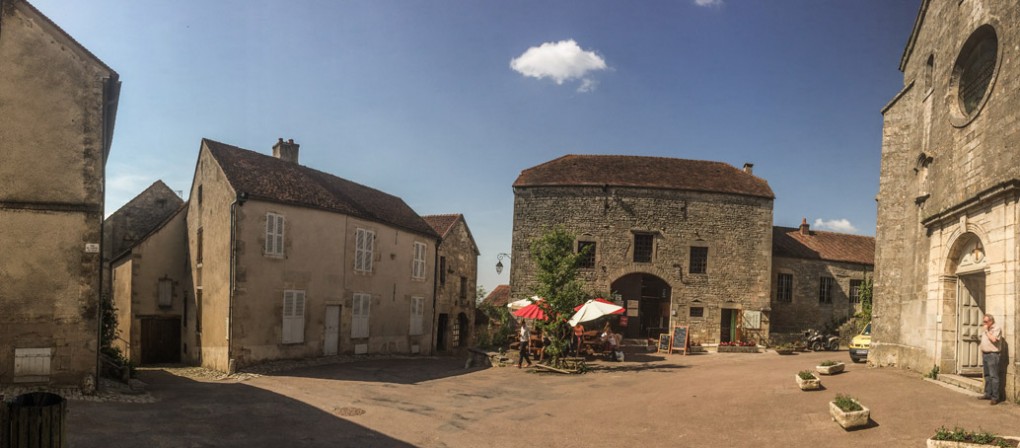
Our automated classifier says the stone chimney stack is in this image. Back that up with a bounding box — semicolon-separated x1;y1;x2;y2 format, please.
743;163;754;174
799;218;810;235
272;138;300;164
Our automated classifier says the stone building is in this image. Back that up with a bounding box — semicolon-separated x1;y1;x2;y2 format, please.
185;138;440;372
770;220;875;334
511;155;775;345
873;0;1019;397
103;180;183;297
423;214;479;352
0;0;120;388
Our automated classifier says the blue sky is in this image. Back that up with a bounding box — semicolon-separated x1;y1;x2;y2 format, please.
34;0;920;295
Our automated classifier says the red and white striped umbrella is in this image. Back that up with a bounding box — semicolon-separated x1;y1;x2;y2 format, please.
512;302;548;321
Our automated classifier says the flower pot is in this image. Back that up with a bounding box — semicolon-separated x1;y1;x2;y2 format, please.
795;373;821;391
816;362;846;375
829;400;869;430
926;437;1020;447
718;346;759;353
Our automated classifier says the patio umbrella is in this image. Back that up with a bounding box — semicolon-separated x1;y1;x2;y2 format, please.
568;298;624;327
507;296;541;311
513;302;548;321
573;297;619;312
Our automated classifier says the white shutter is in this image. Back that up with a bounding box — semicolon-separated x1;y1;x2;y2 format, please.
365;231;374;272
352;293;370;338
282;290;305;344
276;215;285;256
158;279;173;307
266;214;276;254
355;229;365;271
409;297;424;335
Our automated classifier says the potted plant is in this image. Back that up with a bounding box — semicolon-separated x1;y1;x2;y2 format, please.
688;341;706;354
774;343;795;355
829;393;869;430
816;360;846;375
927;426;1020;447
717;340;759;353
796;370;821;391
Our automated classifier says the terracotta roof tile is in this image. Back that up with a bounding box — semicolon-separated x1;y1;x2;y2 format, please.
483;285;511;307
513;155;774;199
772;226;875;266
422;214;461;238
204;139;438;239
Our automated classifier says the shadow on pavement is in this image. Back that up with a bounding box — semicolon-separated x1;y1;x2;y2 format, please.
68;369;417;448
261;357;483;385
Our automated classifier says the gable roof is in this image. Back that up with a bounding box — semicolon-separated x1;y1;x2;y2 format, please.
110;202;187;264
11;1;117;75
772;226;875;266
423;213;481;256
104;180;184;259
203;138;439;239
482;285;511;307
899;0;930;72
514;155;774;199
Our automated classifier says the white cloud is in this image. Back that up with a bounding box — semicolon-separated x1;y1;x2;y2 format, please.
510;39;607;92
813;218;859;234
694;0;723;6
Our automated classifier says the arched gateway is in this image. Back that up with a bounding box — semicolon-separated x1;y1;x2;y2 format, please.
611;273;672;339
941;232;988;376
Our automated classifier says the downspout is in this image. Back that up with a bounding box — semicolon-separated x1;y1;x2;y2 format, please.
227;192;247;373
430;237;440;355
96;73;121;390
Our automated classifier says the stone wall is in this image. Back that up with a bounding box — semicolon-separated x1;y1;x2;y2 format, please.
510;185;773;344
769;257;870;334
875;0;1020;399
434;218;478;351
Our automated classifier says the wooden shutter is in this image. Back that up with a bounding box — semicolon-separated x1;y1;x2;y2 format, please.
275;214;285;255
158;279;172;307
283;290;305;343
266;214;275;254
365;231;374;272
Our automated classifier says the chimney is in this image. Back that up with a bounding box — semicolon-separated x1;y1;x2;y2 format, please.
272;138;300;164
799;218;810;235
743;163;754;174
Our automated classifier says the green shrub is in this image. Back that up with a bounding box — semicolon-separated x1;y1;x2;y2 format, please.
798;370;816;380
833;394;862;412
820;360;840;367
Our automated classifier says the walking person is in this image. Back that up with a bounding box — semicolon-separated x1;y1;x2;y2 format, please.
517;321;532;368
979;313;1003;405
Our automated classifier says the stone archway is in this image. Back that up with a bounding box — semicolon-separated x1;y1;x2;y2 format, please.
610;273;672;339
941;232;988;376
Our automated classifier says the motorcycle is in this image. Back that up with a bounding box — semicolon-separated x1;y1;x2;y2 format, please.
803;329;840;351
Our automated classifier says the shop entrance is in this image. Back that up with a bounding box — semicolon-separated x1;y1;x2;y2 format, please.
611;273;671;339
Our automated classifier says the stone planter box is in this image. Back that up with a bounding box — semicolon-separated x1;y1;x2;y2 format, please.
717;346;759;353
829;400;869;430
816;362;846;375
926;437;1020;447
795;373;821;391
688;346;706;354
774;348;795;355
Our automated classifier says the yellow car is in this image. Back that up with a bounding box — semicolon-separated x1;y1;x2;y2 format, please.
849;322;871;363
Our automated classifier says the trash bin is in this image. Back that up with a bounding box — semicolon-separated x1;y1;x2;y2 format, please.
3;392;66;448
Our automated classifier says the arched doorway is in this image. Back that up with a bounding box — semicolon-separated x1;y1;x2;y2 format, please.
945;233;987;376
611;273;672;339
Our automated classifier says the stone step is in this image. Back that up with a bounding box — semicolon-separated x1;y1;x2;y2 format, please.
935;373;984;396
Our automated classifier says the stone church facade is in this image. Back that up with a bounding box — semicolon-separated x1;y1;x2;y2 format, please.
873;0;1018;398
511;155;775;345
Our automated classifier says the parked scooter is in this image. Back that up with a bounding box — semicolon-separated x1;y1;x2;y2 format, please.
803;329;840;351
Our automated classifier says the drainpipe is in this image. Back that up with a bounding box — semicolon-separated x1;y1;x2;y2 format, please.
227;192;247;373
95;74;121;391
430;237;440;354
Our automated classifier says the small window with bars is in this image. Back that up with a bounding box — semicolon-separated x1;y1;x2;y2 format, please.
776;273;793;303
633;233;654;263
849;279;863;304
577;241;596;268
689;247;708;274
819;277;834;304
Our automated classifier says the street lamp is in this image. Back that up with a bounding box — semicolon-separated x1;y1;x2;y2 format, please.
495;253;510;274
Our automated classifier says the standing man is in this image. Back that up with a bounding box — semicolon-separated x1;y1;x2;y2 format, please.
979;313;1003;405
517;321;532;369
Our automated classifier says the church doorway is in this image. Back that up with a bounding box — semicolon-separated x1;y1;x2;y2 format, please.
610;273;671;339
957;274;985;375
944;233;987;376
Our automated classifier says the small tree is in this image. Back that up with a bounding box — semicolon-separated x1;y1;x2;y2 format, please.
529;227;590;365
856;276;873;323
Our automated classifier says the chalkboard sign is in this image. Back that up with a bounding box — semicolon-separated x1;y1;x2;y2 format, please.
657;334;671;353
671;325;688;355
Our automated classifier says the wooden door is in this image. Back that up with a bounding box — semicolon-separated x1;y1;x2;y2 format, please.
141;317;181;364
957;275;984;375
324;305;340;356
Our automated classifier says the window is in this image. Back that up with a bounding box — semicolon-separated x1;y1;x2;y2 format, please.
776;273;793;303
352;293;371;338
355;228;375;273
690;307;704;318
849;279;864;304
819;277;834;304
412;242;427;280
282;290;305;344
460;277;468;300
158;278;173;308
196;228;203;263
634;233;654;262
577;241;596;268
265;213;285;256
409;296;424;335
197;185;203;205
689;247;708;274
439;256;447;286
195;289;203;333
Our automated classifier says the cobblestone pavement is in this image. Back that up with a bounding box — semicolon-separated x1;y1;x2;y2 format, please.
65;350;1020;448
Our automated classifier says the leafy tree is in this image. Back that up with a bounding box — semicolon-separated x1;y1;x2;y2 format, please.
529;227;591;365
856;275;873;323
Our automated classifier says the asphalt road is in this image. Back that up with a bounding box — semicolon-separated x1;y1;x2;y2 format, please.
67;350;1019;447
